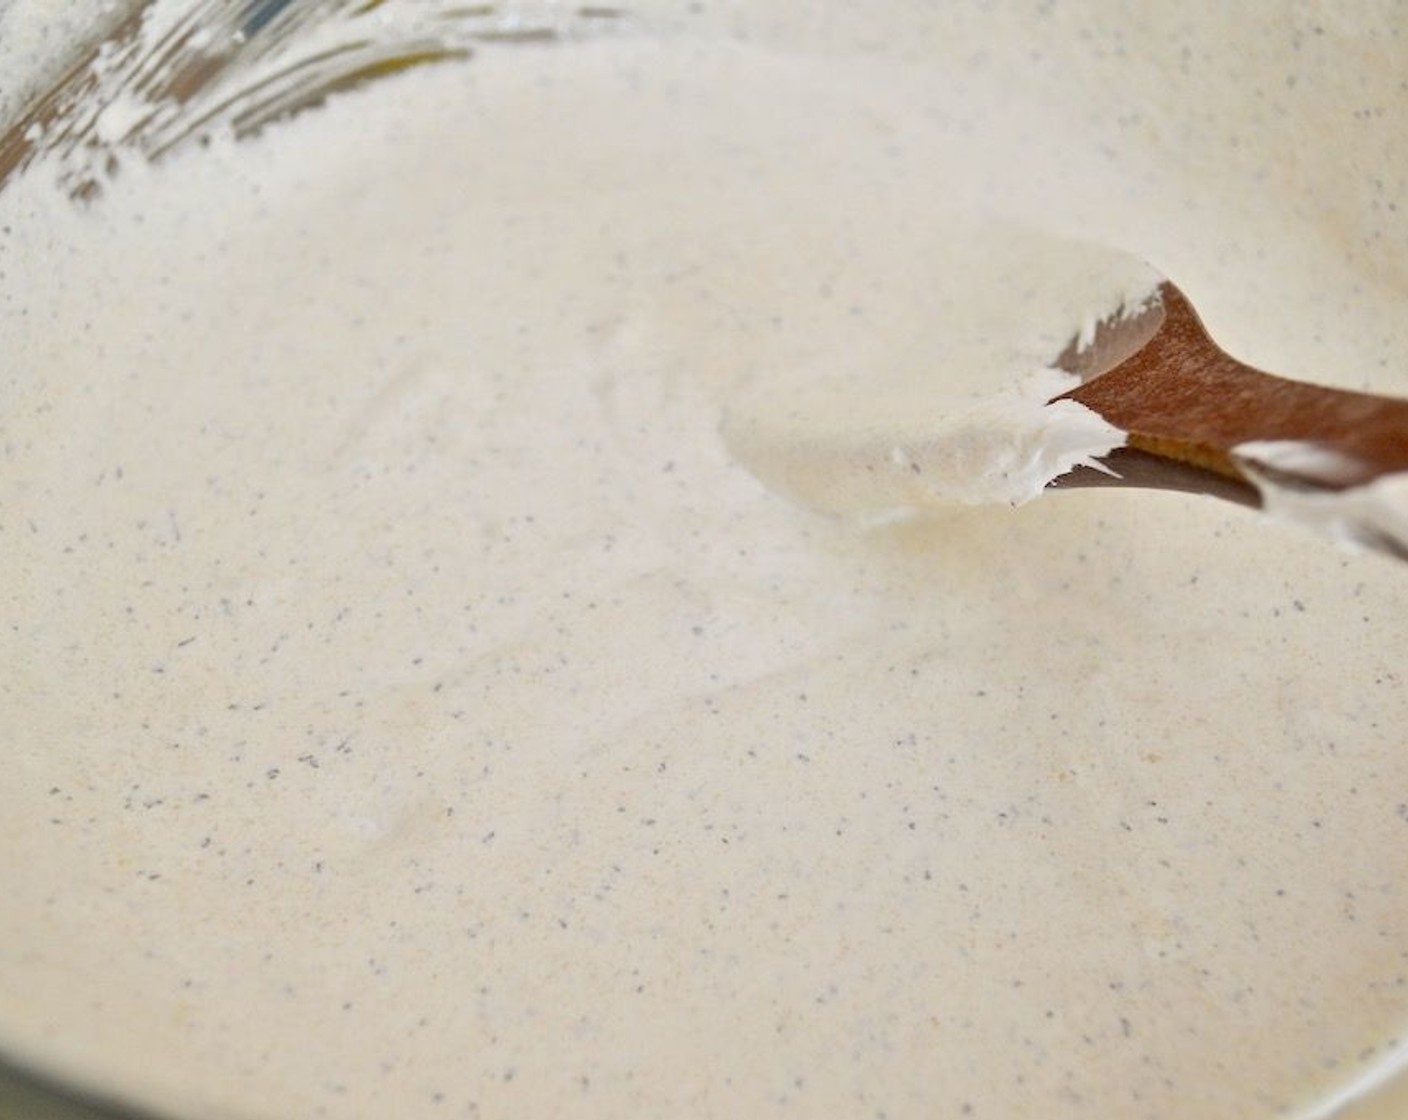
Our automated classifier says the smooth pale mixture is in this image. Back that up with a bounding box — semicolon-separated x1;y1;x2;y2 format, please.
2;3;1408;1119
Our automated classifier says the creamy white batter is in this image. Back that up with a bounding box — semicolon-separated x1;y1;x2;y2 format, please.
2;3;1408;1119
720;223;1151;516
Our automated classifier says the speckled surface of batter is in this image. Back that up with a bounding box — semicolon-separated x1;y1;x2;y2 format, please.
1;3;1407;1119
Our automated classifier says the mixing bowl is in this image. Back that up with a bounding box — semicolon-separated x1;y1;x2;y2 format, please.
3;4;1407;1119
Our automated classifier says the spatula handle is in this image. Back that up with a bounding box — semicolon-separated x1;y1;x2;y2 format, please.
1062;283;1408;490
1049;283;1408;557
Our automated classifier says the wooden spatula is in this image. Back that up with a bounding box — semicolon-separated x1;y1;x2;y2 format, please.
1047;281;1408;557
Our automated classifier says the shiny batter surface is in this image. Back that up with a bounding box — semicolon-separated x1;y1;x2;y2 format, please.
1;3;1407;1118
